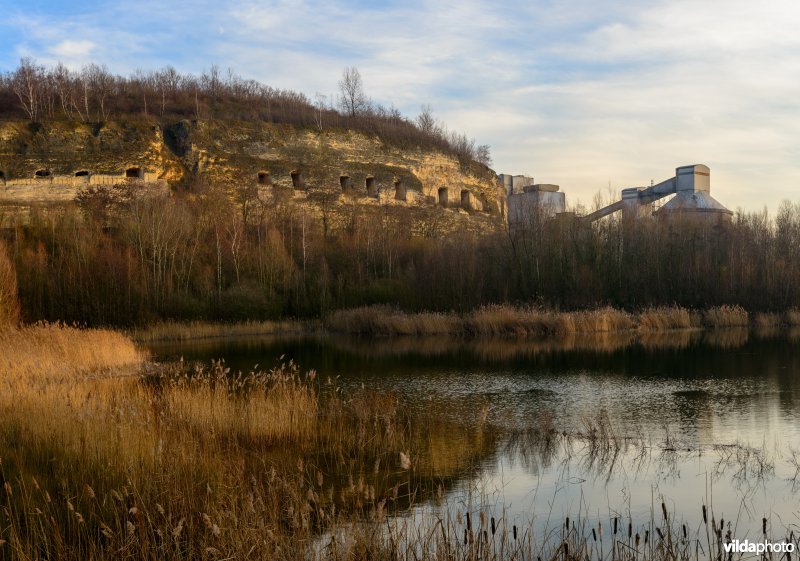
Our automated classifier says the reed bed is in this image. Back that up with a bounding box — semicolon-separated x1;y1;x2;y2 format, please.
131;318;308;342
327;305;748;337
702;305;749;327
0;325;493;560
1;324;796;560
753;311;782;329
0;323;143;382
786;308;800;325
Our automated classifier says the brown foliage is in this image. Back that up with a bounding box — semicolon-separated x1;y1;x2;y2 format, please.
0;240;20;326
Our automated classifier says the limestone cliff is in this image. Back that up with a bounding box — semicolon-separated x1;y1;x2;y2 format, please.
0;120;506;235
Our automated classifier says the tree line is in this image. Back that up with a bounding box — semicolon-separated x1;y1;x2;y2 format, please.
0;59;491;168
2;181;800;326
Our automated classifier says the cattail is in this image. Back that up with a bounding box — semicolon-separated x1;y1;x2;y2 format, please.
491;517;496;535
657;527;664;540
702;505;707;524
100;522;113;539
566;516;570;531
683;524;687;539
645;530;649;544
172;518;185;540
592;528;597;541
763;517;767;534
628;522;632;538
463;528;467;545
613;517;618;535
466;512;471;532
661;502;668;521
636;533;640;547
513;525;518;541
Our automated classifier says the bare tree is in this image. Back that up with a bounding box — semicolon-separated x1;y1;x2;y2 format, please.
417;104;438;136
11;57;43;121
338;66;368;117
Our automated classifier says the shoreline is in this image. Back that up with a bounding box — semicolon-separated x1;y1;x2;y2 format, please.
129;304;795;343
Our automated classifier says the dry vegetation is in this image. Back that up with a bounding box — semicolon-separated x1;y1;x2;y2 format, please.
0;241;19;327
131;319;309;342
0;324;797;560
325;304;760;337
0;324;493;560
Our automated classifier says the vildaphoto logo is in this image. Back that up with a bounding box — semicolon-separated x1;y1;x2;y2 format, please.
724;540;795;554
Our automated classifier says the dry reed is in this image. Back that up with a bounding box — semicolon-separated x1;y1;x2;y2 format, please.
702;305;749;327
131;318;308;342
0;239;20;326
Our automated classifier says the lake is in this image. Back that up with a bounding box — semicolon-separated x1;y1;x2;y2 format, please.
145;328;800;548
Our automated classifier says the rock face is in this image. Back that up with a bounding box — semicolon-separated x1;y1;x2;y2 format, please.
0;120;506;235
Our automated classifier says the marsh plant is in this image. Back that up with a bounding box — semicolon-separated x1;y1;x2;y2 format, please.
1;325;798;560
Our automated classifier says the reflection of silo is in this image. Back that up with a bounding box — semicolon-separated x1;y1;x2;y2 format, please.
656;165;732;225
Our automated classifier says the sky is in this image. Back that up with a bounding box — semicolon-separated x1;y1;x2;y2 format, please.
1;0;799;212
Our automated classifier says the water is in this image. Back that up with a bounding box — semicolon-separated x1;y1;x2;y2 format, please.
145;329;800;542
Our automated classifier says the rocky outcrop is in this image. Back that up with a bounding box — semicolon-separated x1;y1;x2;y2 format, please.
0;120;506;235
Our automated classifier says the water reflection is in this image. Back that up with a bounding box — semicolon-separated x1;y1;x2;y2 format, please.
145;329;800;533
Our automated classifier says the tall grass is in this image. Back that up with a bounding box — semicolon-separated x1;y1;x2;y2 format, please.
0;325;492;560
327;305;739;337
0;239;20;326
702;305;749;327
131;319;309;342
0;323;142;381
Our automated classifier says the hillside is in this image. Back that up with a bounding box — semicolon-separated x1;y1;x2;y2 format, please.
0;119;505;235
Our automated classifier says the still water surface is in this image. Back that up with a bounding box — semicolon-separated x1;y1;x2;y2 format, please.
146;329;800;539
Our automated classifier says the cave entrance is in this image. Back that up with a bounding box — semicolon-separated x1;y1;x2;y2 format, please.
339;175;350;191
126;167;142;179
461;190;471;210
438;187;448;207
366;176;376;197
257;171;270;185
35;170;51;178
75;170;90;177
394;180;406;201
291;170;303;190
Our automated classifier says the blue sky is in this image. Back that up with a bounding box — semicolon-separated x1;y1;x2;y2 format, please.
1;0;799;212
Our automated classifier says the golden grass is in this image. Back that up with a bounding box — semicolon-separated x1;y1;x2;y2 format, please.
131;318;308;342
0;324;492;560
0;239;20;326
326;305;461;336
786;308;800;326
753;312;782;329
637;306;697;331
702;305;749;327
327;304;716;337
0;323;143;382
